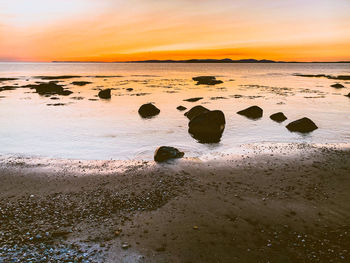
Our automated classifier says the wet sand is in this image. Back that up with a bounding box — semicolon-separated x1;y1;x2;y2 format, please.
0;144;350;262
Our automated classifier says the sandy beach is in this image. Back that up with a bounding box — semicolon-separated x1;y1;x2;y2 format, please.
1;144;349;262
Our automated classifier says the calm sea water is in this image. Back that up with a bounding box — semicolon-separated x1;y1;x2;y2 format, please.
0;62;349;160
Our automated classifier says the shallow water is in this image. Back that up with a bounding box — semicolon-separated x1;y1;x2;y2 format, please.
0;62;349;160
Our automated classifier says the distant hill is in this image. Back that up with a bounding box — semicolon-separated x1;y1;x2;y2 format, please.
51;59;350;63
126;58;277;63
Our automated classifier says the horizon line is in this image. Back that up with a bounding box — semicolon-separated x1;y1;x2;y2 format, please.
1;58;350;63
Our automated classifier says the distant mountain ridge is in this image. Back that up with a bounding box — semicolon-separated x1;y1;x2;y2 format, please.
127;58;277;63
51;59;350;63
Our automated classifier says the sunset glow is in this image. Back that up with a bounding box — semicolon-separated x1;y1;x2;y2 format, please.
1;0;349;62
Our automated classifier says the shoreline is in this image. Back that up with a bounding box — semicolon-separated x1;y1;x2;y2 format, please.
1;143;350;262
1;141;350;162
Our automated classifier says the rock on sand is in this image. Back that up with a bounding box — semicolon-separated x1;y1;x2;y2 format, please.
154;146;184;162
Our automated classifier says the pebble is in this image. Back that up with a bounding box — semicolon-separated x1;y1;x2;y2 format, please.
121;242;130;249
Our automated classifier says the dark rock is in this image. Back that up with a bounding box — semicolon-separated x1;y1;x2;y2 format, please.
98;89;111;99
188;110;225;143
333;75;350;80
193;76;223;85
193;76;216;81
71;81;92;86
210;96;228;100
154;146;184;162
126;88;133;91
286;117;318;133
294;74;350;80
130;93;150;96
35;75;81;80
138;103;160;118
346;93;350;98
183;97;203;102
60;90;73;96
184;105;209;120
93;75;123;78
47;103;66;106
177;106;187;111
237;106;263;119
294;74;328;78
331;83;345;89
270;112;287;122
70;96;84;100
0;78;17;82
31;82;72;96
0;86;16;92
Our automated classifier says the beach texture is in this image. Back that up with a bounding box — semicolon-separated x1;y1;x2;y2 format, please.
1;144;349;262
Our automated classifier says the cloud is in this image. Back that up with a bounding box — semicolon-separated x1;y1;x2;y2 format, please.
0;0;349;61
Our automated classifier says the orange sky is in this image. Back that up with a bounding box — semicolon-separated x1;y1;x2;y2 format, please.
0;0;349;62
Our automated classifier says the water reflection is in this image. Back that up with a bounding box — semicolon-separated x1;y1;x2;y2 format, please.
0;62;349;160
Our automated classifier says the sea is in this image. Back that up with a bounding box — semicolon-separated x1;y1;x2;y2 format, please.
0;62;349;160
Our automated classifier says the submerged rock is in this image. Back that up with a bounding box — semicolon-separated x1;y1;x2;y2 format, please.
184;105;209;120
177;105;187;111
192;76;223;85
0;78;17;82
286;117;318;133
60;90;74;96
138;103;160;118
183;97;203;102
0;86;16;92
270;112;287;123
331;83;345;89
210;96;228;100
294;74;328;78
98;89;111;99
294;74;350;80
70;96;84;100
71;81;92;86
46;103;66;106
31;82;72;96
35;75;81;80
154;146;184;162
237;106;263;120
333;75;350;80
188;110;225;143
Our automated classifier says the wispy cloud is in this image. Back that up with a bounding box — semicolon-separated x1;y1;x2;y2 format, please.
0;0;349;61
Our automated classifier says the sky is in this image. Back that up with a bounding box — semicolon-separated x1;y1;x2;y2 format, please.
0;0;349;62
